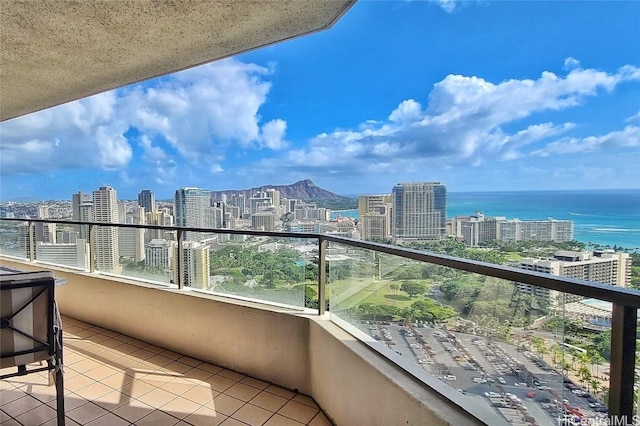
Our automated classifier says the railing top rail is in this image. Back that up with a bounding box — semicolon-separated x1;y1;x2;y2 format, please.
320;234;640;308
0;217;321;239
2;217;639;308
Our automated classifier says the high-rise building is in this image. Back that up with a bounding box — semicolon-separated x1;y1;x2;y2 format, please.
92;186;120;273
174;187;211;241
35;239;89;269
138;190;156;214
229;194;247;217
359;194;392;241
146;210;175;243
392;182;446;240
78;202;93;240
16;222;32;258
71;191;92;234
451;214;574;246
171;241;210;289
293;203;328;221
145;239;175;270
249;193;273;215
38;204;50;219
361;212;389;242
516;250;631;305
204;206;223;229
72;191;92;222
451;212;500;246
251;212;276;231
118;204;145;262
358;194;391;217
265;189;281;211
499;219;574;243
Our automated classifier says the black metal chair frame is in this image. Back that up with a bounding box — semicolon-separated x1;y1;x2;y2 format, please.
1;272;65;426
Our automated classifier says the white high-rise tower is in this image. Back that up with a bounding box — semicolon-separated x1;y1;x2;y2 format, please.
92;186;120;273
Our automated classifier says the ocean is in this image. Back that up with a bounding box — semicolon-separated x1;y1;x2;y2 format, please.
330;189;640;251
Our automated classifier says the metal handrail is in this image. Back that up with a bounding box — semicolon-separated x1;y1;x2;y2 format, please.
2;217;639;307
1;217;637;420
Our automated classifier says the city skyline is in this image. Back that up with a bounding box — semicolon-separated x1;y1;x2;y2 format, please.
1;1;639;200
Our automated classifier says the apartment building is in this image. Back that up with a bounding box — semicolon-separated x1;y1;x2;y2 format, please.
392;182;446;240
145;238;175;270
174;187;212;242
35;239;90;269
137;189;156;213
171;241;210;289
92;186;120;273
516;250;631;305
500;218;574;243
251;211;276;231
451;213;574;246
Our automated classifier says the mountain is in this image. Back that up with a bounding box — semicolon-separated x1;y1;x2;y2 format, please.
210;179;346;201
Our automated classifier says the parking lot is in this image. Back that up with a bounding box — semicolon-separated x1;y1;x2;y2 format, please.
358;320;608;425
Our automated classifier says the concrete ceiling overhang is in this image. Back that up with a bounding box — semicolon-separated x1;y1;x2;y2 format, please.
0;0;355;122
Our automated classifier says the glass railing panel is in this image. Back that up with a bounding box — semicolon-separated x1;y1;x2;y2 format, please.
508;290;616;425
203;234;315;309
87;224;173;286
326;242;632;425
120;228;176;285
0;220;30;259
32;220;90;271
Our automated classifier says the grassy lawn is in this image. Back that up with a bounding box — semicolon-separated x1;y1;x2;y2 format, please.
334;279;429;311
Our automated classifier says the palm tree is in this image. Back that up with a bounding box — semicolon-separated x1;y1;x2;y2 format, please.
578;364;592;392
538;344;549;361
568;347;580;371
590;378;602;400
561;360;573;381
586;348;604;379
550;343;561;367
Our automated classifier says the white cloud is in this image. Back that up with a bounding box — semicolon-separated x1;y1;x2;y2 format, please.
0;91;126;174
123;59;281;158
275;64;640;177
139;135;167;163
532;126;640;156
0;58;287;184
95;127;132;169
563;57;581;70
437;0;457;13
389;99;423;123
260;119;288;150
626;111;640;122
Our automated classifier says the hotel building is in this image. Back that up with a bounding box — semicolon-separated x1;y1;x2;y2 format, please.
392;182;446;240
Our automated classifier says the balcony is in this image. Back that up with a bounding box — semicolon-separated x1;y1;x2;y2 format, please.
1;218;639;425
1;316;329;426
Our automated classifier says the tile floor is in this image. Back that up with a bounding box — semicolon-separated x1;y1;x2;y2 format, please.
0;316;332;426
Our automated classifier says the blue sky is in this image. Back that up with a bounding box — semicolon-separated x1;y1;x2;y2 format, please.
1;0;639;201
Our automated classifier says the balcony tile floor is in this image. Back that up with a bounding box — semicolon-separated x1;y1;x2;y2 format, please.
1;317;332;426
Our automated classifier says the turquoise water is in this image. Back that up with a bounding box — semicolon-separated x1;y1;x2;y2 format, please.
331;189;640;250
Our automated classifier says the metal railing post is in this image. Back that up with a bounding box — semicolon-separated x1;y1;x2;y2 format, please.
88;224;96;273
608;304;637;423
318;238;327;315
177;229;184;289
